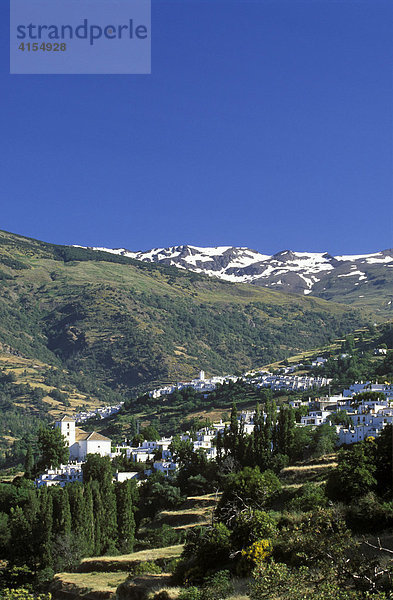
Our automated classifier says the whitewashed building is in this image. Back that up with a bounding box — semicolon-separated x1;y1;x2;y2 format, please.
55;416;112;461
35;463;83;488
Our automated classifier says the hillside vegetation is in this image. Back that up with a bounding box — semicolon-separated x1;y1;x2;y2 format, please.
0;229;369;392
46;459;337;600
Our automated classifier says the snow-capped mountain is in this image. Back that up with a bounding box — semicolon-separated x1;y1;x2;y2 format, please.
76;244;393;298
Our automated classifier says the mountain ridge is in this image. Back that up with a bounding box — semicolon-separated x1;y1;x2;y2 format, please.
76;243;393;311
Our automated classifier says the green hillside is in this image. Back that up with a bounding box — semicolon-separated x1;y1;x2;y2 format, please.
0;230;371;395
312;265;393;316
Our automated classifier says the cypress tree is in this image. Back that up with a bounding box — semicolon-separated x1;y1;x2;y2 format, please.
228;402;239;458
39;487;53;569
91;481;103;555
115;481;136;553
68;483;88;553
264;399;277;460
9;504;36;569
216;430;223;463
53;487;72;537
83;482;95;556
253;403;265;467
237;416;246;465
24;445;34;479
276;405;295;457
100;480;118;553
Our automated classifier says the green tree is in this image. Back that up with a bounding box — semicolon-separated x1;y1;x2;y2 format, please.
37;427;69;470
24;446;34;479
311;424;337;457
52;487;72;537
276;405;295;457
115;480;136;553
140;425;160;441
217;467;281;524
137;473;182;522
38;487;53;569
82;454;113;487
83;482;96;556
91;481;103;555
169;435;194;464
374;423;393;495
182;522;232;577
8;506;36;569
232;509;278;549
326;441;377;502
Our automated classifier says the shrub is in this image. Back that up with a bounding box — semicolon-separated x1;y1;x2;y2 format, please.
287;483;328;512
242;540;272;566
137;525;183;549
250;561;365;600
176;524;232;583
128;561;162;576
178;588;201;600
232;510;278;548
217;467;281;525
274;508;354;568
345;493;393;533
200;571;233;600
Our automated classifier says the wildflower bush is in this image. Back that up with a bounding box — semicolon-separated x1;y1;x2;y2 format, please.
237;539;272;576
242;540;272;566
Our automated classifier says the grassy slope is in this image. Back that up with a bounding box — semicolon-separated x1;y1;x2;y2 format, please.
312;264;393;317
51;545;184;600
0;352;105;419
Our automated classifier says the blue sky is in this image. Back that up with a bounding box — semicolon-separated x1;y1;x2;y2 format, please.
1;0;392;255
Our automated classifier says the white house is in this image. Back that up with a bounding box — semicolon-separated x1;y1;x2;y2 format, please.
114;471;139;483
338;425;383;445
153;460;178;476
301;410;332;426
35;463;83;488
55;416;112;461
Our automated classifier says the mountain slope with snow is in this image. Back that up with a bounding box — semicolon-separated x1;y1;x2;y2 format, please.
79;244;393;312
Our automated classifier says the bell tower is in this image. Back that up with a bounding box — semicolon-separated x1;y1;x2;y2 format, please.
55;416;76;446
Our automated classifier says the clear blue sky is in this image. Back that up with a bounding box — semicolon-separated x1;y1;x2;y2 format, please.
1;0;392;255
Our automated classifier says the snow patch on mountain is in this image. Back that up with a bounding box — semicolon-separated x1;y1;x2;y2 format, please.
74;243;393;296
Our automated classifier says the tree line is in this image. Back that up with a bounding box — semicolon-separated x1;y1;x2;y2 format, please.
0;455;137;587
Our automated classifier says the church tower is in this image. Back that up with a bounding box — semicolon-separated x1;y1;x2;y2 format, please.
55;416;76;447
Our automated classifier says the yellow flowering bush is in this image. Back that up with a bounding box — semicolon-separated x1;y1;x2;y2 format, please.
237;539;272;575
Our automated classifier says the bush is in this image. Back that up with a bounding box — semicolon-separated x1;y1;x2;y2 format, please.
250;561;365;600
178;571;233;600
238;540;272;575
345;493;393;533
178;588;201;600
326;442;377;503
287;483;328;512
128;561;162;576
231;510;278;548
217;467;281;525
0;590;51;600
274;508;354;568
177;524;232;583
201;571;233;600
137;525;183;549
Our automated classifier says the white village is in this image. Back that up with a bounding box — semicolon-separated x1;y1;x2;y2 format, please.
35;366;393;488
